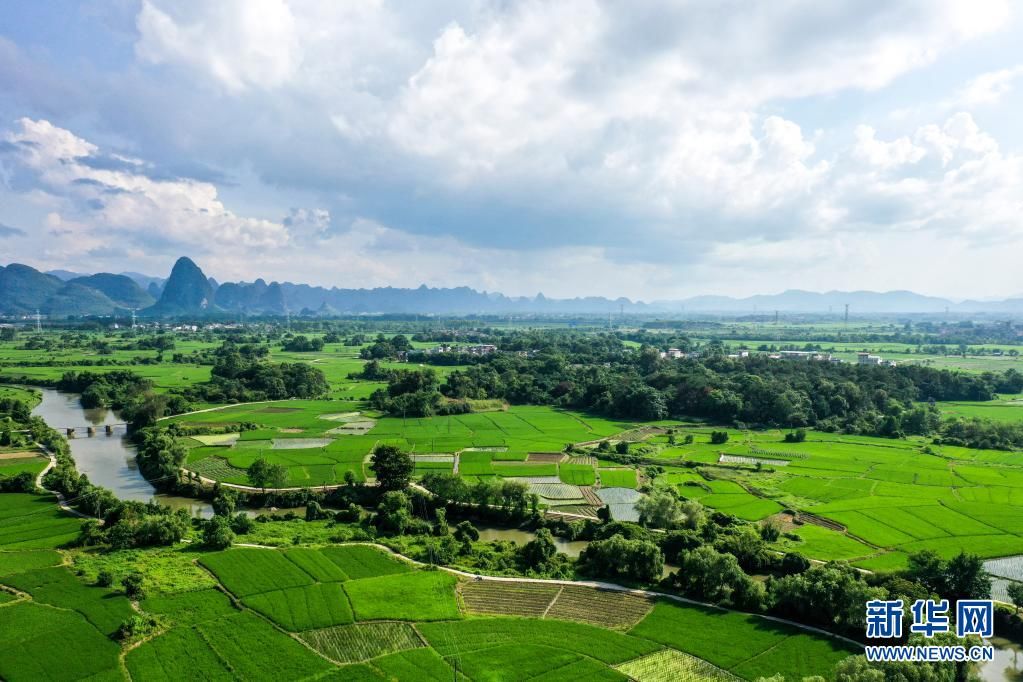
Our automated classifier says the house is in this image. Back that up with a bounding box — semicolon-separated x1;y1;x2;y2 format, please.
857;352;883;366
778;350;832;362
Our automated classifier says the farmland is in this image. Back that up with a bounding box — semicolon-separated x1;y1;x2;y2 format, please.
0;527;860;681
170;401;643;506
644;426;1023;569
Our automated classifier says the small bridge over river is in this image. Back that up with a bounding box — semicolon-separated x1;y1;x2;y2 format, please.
57;423;129;437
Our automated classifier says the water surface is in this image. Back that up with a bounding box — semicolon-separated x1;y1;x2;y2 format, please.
29;387;213;517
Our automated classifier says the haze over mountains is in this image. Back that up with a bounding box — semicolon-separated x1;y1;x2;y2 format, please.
1;257;1022;317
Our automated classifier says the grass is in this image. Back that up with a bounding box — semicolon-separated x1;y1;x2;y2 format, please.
420;617;659;668
199;548;315;597
125;623;235;681
770;524;876;562
559;463;597;486
71;545;218;594
141;588;238;625
344;571;461;621
2;566;134;637
299;621;423;663
321;545;412;580
616;649;742;682
0;602;122;681
0;549;62;578
600;469;638;489
371;648;455;681
284;547;350;582
628;601;858;678
0;494;82;549
173;402;638;487
243;582;354;631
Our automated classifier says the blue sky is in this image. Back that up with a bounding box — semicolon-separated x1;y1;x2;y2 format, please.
1;0;1022;300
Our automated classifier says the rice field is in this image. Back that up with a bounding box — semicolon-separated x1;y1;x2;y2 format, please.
0;494;83;550
171;402;636;489
629;601;858;680
300;622;423;663
616;649;743;682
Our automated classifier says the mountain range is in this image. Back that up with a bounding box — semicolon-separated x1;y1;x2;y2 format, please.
2;257;1023;317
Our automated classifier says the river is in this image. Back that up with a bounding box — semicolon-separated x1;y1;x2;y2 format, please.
29;387;213;517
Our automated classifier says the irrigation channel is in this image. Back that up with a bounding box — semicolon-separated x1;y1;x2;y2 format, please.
28;387;214;517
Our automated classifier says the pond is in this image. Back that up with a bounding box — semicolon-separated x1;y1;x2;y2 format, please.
28;387;213;518
980;637;1023;682
474;526;591;558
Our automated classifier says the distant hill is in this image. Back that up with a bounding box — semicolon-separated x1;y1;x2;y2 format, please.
46;269;88;281
6;256;1023;318
0;264;65;314
66;274;154;310
143;257;214;316
0;265;155;316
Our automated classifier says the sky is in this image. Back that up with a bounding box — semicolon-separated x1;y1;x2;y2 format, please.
1;0;1022;301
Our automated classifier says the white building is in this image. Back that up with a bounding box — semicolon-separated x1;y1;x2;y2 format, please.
857;352;883;365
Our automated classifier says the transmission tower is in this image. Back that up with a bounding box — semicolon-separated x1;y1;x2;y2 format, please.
35;309;41;333
131;309;137;330
844;304;849;325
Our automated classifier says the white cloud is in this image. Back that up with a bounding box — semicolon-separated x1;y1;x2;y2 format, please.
952;64;1023;107
2;1;1023;300
136;0;301;92
2;118;291;251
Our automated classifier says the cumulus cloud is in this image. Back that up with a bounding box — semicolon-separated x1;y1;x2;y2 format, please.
952;65;1023;107
1;118;291;252
135;0;301;93
1;1;1022;299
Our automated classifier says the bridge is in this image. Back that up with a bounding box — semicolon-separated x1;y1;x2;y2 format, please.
58;424;129;437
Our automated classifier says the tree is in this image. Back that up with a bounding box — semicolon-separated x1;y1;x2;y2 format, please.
247;458;271;489
636;489;684;529
521;528;558;570
675;545;750;604
453;520;479;543
376;491;413;534
942;551;990;602
96;570;114;587
247;458;287;490
371;444;413;492
121;572;146;600
577;534;664;584
211;489;237;517
202;516;235;549
784;428;806;443
780;552;811;575
266;463;288;489
1008;582;1023;614
759;518;782;542
710;431;729;445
